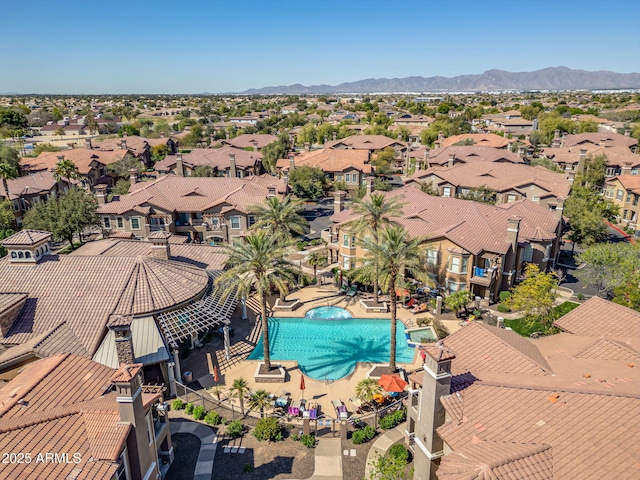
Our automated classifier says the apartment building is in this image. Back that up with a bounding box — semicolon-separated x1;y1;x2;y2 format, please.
605;174;640;232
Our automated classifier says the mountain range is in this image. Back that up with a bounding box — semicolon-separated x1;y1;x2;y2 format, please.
239;67;640;95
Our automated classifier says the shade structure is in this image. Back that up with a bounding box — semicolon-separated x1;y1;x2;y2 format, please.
300;374;306;391
395;288;410;297
378;374;408;393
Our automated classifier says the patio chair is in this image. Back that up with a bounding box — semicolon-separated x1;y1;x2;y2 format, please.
401;298;417;309
412;303;428;314
346;285;358;297
288;399;301;416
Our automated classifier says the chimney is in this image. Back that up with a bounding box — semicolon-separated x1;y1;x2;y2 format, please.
554;197;565;221
129;168;137;186
561;132;566;148
624;129;631;137
123;131;128;137
84;137;92;149
148;231;171;260
120;139;127;150
532;119;538;130
176;153;184;177
507;216;522;253
57;154;65;162
366;175;374;195
160;132;165;138
225;131;230;140
108;315;135;365
422;149;429;170
229;153;237;178
447;153;455;168
413;342;456;478
397;133;402;142
333;190;346;214
324;135;328;145
304;142;311;152
110;364;157;480
267;185;276;197
525;133;530;143
577;149;587;176
600;138;607;147
251;140;259;151
517;146;525;159
95;184;108;205
332;132;337;141
552;129;561;148
622;161;633;175
288;154;295;172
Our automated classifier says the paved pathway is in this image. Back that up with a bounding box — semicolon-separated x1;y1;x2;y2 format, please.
288;437;342;480
363;425;406;480
171;419;218;480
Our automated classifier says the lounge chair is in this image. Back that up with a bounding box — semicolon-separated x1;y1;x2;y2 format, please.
346;285;358;297
274;396;289;408
401;298;417;309
412;303;427;314
288;399;301;416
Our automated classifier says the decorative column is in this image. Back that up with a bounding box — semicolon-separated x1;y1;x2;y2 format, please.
173;349;182;385
241;297;248;320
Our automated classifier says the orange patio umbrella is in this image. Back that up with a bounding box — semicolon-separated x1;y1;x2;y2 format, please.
395;288;410;298
378;374;408;393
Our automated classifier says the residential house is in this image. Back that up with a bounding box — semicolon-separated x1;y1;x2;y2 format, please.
276;148;373;190
92;135;172;170
96;174;286;243
417;145;525;171
435;133;511;150
542;143;640;179
405;297;640;479
406;162;571;211
154;146;262;178
561;131;638;153
220;133;279;151
605;175;640;232
326;134;407;156
324;185;563;300
20;143;127;187
0;170;73;227
0;355;173;480
0;229;232;393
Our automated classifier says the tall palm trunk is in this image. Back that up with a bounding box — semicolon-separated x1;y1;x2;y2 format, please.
2;179;9;199
374;262;380;303
389;273;398;372
238;392;245;415
259;286;271;370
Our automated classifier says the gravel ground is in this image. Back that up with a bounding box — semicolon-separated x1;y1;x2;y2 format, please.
341;437;372;480
165;433;201;480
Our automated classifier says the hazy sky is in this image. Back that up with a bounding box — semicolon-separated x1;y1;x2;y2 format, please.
1;0;638;94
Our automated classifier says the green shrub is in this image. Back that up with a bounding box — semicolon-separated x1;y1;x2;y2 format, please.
171;399;185;410
205;411;222;425
300;434;316;448
577;293;585;301
352;425;377;444
184;403;194;415
296;240;308;251
192;406;205;420
243;463;253;473
253;417;283;442
227;420;244;437
388;444;410;463
496;303;511;313
379;409;406;430
499;291;512;303
416;317;432;327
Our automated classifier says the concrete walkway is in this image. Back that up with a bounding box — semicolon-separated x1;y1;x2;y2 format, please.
364;425;406;480
289;437;342;480
171;419;218;480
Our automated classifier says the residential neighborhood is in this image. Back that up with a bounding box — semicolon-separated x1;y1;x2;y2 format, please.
1;2;639;479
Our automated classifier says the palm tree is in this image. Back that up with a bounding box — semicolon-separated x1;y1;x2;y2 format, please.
214;231;300;371
247;389;272;418
53;158;80;185
208;385;226;403
355;378;384;428
230;377;250;415
349;193;404;303
250;195;309;240
360;225;431;372
0;162;17;200
307;250;327;285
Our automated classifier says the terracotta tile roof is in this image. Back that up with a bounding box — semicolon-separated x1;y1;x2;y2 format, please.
147;231;172;240
563;132;638;149
543;145;640;167
325;134;406;151
92;135;150;156
424;341;456;362
98;174;283;215
437;382;640;480
0;293;27;315
424;145;524;167
574;337;640;361
20;148;126;175
440;134;511;149
221;133;278;149
332;185;559;256
109;363;143;383
409;162;571;199
437;441;553;480
554;297;640;338
442;322;553;376
106;314;132;328
3;170;61;201
81;410;131;461
277;148;372;174
155;146;261;172
0;230;51;246
609;174;640;193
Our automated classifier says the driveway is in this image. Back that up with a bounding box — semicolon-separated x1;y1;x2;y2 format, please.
301;198;335;240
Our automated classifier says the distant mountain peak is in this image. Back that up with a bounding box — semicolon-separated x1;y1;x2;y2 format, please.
238;67;640;95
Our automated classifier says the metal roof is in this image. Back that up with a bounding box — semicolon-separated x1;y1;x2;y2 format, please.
92;316;169;368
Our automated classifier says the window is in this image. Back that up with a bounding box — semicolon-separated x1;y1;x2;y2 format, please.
442;187;451;198
426;250;438;266
343;234;349;247
632;168;639;175
131;217;140;230
103;217;111;228
117;217;124;228
12;201;19;211
626;194;632;204
523;244;533;262
507;194;517;203
115;450;130;480
617;189;624;201
210;217;220;227
449;255;468;274
605;187;614;198
543;244;551;261
248;215;256;227
230;216;241;229
633;195;639;207
25;251;31;259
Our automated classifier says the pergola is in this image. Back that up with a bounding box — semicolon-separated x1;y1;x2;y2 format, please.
157;270;238;349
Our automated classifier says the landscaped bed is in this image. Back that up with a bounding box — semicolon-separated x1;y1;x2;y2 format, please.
504;301;580;337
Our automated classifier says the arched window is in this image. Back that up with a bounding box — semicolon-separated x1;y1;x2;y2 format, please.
11;251;17;258
25;251;31;259
18;251;24;259
44;244;49;252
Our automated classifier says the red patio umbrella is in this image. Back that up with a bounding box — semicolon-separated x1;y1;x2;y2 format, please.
395;288;410;297
378;374;408;393
213;366;219;383
300;374;306;391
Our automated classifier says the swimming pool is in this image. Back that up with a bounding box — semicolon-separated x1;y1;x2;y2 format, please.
247;313;414;380
405;326;437;346
304;306;353;320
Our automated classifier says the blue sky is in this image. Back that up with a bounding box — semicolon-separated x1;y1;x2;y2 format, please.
1;0;638;94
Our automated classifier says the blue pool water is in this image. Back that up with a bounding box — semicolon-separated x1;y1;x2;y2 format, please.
247;312;414;380
305;306;353;320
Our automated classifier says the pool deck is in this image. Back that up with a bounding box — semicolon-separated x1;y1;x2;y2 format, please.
180;286;463;419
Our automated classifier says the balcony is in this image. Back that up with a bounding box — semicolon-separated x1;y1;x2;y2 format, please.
321;228;339;248
469;266;494;287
